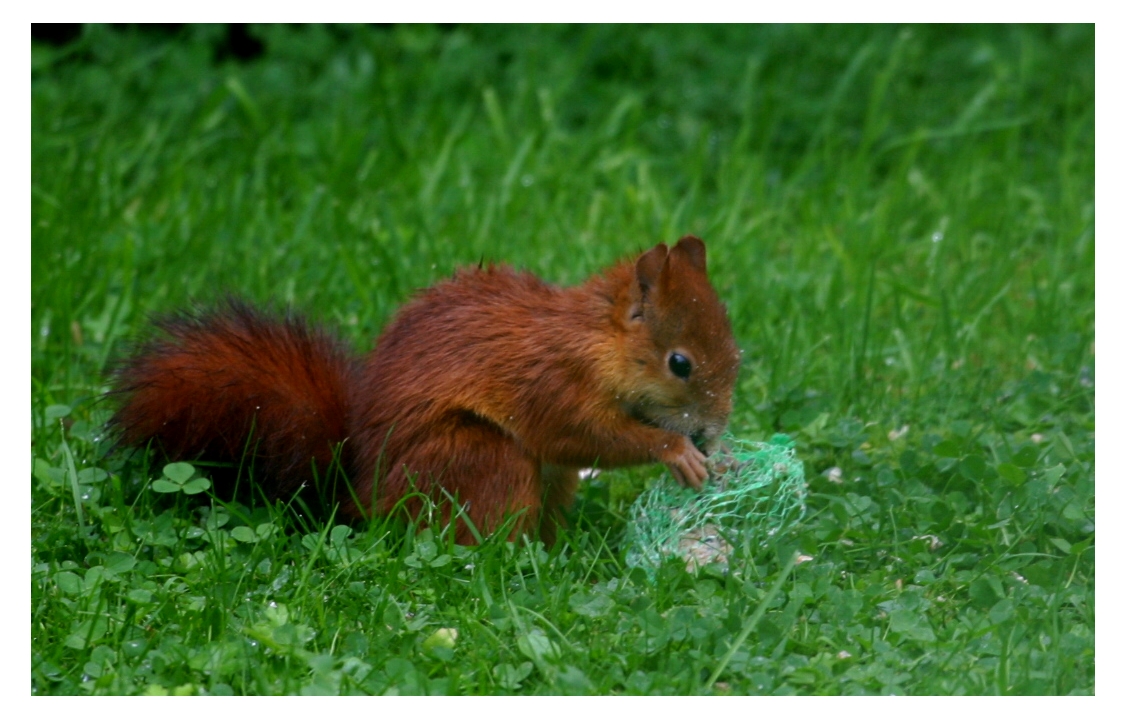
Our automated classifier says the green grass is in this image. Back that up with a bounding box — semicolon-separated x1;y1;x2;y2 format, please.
31;24;1094;695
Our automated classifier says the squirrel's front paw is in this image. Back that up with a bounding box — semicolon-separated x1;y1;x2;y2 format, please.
662;439;709;490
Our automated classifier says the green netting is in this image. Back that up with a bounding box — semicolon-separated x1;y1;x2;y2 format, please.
624;434;807;578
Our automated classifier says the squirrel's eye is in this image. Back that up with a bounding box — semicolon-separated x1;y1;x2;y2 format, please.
668;352;692;379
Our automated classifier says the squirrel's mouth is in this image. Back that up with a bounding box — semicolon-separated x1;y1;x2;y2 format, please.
630;407;712;451
689;430;709;450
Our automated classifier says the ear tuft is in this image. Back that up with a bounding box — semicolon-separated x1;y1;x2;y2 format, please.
671;235;707;273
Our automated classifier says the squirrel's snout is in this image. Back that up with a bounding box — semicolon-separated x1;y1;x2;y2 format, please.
690;423;727;455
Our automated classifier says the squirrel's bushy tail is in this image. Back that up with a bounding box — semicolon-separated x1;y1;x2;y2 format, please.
108;298;359;500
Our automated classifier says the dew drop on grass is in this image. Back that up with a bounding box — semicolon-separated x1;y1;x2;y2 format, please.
931;231;944;242
122;639;146;657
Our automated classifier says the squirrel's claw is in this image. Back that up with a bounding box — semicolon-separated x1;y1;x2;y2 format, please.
665;440;709;491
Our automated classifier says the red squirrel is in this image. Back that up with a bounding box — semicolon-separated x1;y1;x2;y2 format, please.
109;236;740;543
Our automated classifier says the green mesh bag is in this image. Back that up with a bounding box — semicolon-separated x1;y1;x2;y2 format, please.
624;434;807;578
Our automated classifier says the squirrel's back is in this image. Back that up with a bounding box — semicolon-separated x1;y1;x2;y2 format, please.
347;266;606;511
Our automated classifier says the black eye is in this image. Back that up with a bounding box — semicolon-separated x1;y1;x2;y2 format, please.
668;352;692;379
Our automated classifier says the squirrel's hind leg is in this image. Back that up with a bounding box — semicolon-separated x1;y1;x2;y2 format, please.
538;464;581;547
374;417;545;544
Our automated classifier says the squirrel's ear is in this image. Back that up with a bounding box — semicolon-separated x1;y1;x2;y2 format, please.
634;242;669;295
671;235;707;273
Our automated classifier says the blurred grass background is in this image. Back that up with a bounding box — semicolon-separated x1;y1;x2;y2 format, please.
31;24;1094;695
32;24;1094;432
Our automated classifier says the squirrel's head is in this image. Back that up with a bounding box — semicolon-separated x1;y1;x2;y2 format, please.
616;235;741;452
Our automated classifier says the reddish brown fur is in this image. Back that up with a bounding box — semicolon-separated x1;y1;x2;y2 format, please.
109;299;358;499
109;237;740;543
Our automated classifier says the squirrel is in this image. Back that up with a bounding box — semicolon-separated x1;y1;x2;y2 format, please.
108;235;741;544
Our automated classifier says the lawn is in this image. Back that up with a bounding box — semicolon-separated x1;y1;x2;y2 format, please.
30;24;1094;695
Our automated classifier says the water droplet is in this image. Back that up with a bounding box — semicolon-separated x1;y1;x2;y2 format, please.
931;231;944;243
